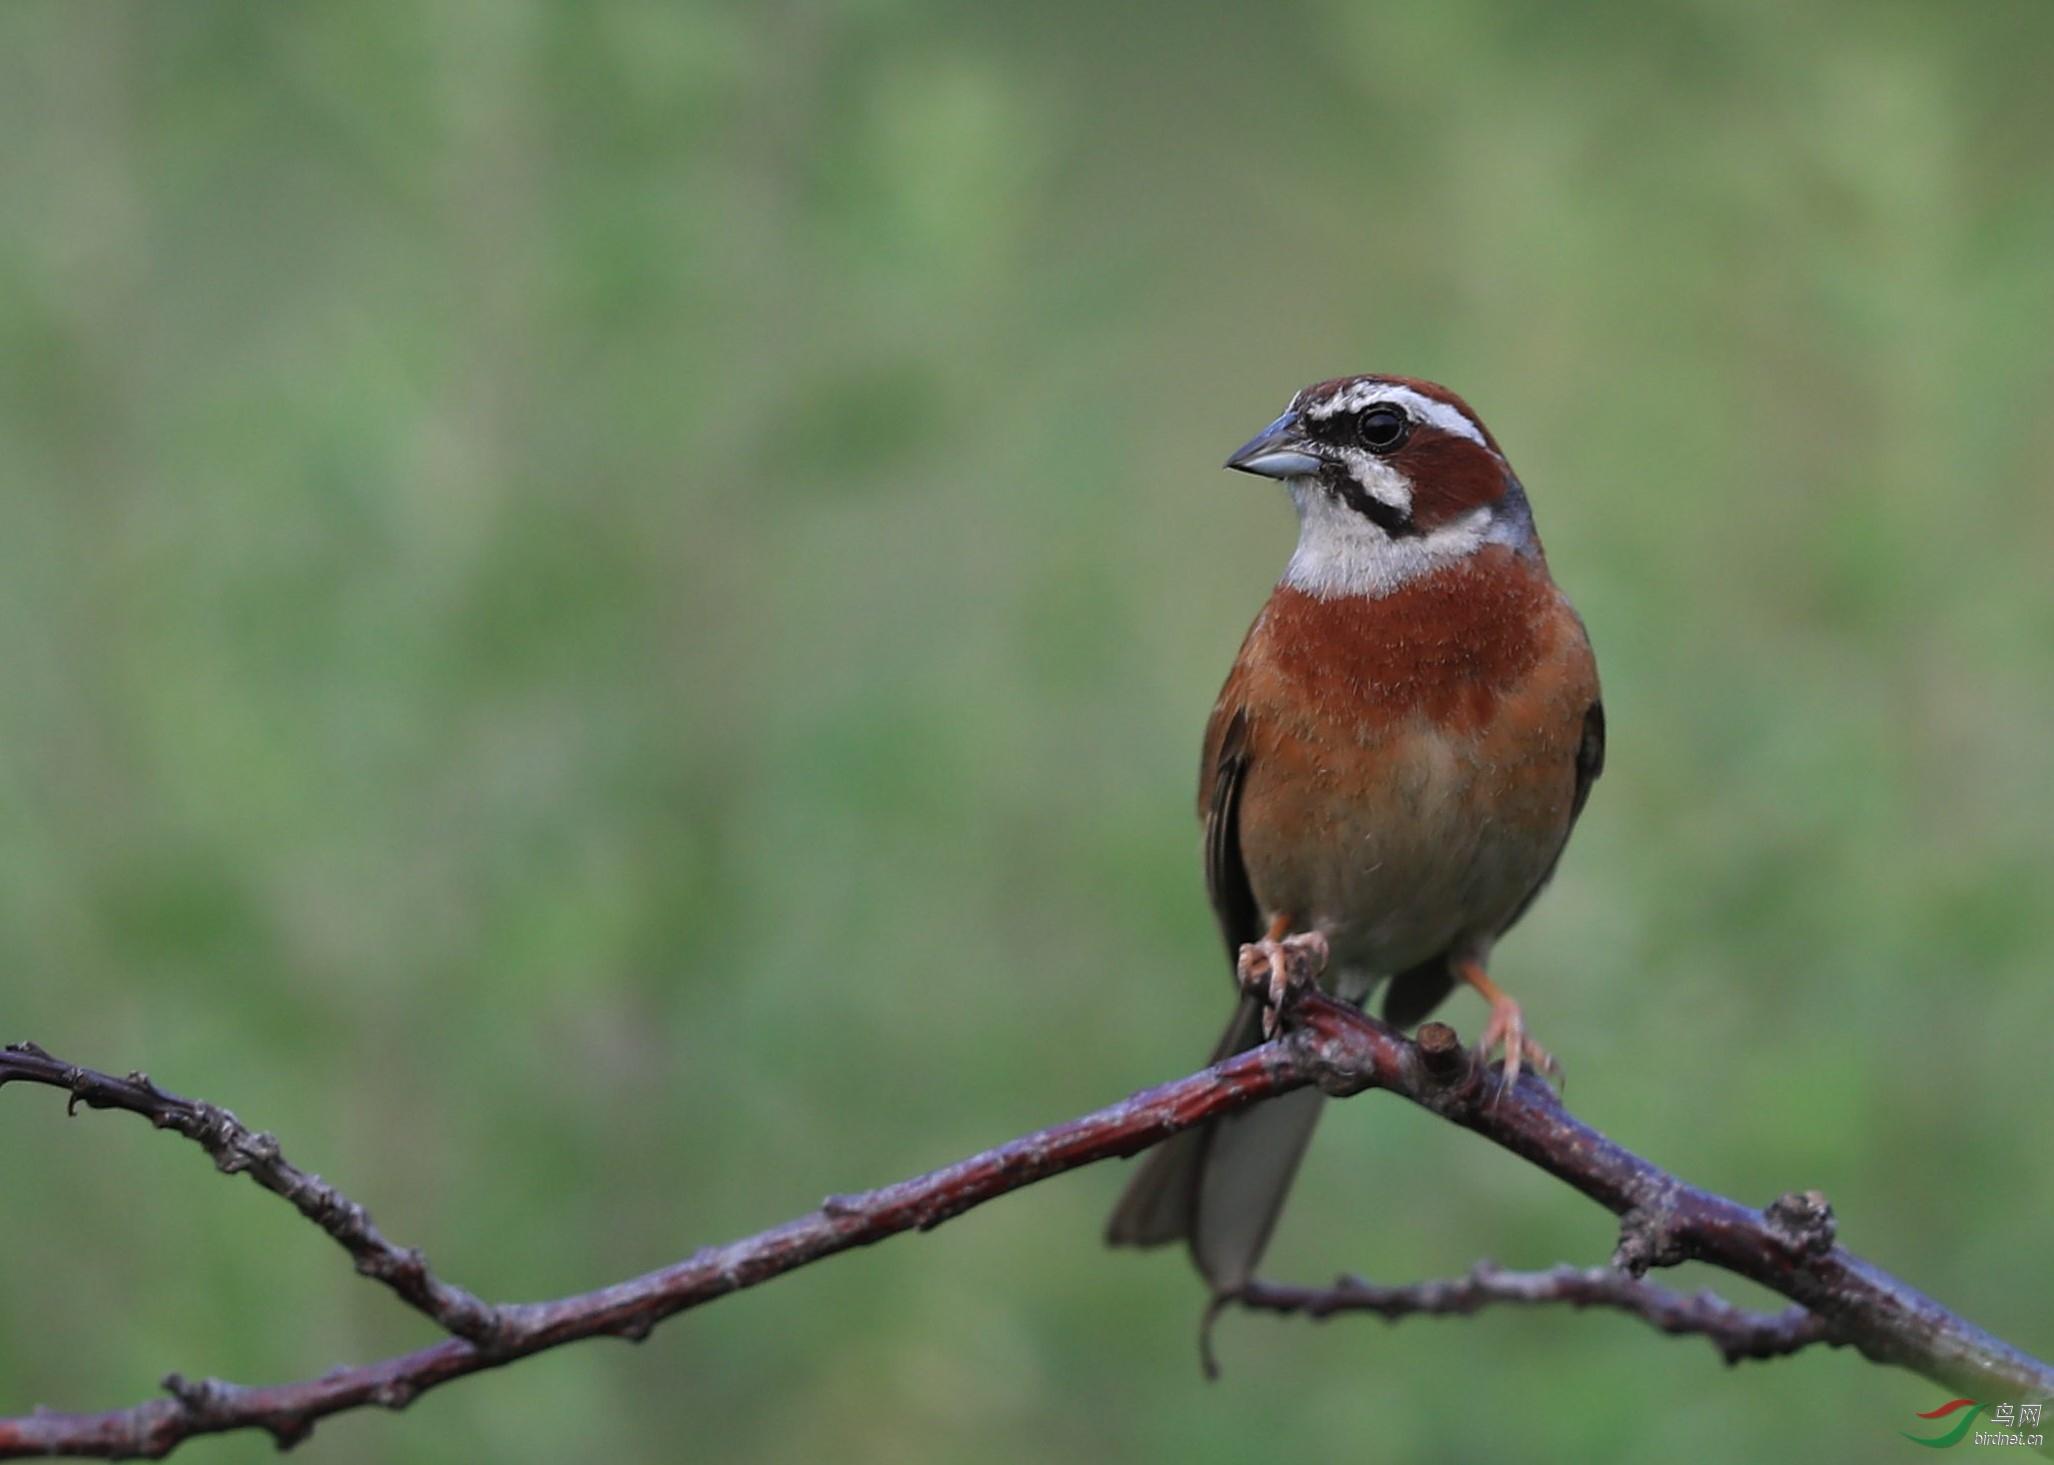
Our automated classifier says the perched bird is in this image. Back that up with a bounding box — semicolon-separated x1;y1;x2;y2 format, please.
1106;374;1604;1294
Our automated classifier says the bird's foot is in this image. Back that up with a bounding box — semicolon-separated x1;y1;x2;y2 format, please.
1236;927;1330;1039
1459;961;1561;1092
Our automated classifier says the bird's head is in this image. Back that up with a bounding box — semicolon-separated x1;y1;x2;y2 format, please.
1225;374;1539;597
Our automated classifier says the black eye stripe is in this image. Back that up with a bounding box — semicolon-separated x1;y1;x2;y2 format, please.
1324;467;1418;538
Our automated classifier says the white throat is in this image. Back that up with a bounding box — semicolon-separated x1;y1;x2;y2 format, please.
1282;477;1508;598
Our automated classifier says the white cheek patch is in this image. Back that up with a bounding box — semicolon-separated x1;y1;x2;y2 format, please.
1332;445;1413;512
1281;484;1518;599
1302;382;1489;448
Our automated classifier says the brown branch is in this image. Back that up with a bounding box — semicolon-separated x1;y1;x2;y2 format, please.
3;992;2050;1459
1369;1014;2054;1405
1229;1262;1840;1366
0;1042;503;1347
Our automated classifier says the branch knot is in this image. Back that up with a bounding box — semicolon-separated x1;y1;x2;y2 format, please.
1612;1206;1688;1277
1291;1025;1377;1097
1765;1189;1836;1259
1414;1022;1470;1088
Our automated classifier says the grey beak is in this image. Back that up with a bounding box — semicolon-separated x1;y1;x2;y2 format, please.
1224;410;1322;479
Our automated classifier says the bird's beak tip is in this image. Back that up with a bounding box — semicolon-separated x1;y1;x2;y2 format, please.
1224;410;1319;480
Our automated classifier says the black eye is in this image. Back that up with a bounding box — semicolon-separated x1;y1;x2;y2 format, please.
1356;405;1410;453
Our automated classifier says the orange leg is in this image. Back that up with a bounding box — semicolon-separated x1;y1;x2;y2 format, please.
1236;915;1329;1039
1456;959;1560;1089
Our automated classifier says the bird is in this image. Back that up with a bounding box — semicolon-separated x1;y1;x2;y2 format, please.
1106;373;1604;1296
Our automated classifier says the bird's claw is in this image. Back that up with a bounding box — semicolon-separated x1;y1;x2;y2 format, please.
1235;930;1330;1039
1474;991;1561;1095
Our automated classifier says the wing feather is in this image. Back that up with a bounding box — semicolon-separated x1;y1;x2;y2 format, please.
1201;704;1261;960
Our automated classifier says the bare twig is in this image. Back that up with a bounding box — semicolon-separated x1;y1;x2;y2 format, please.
1367;1014;2053;1405
1;993;2048;1459
0;1042;502;1347
1231;1262;1840;1365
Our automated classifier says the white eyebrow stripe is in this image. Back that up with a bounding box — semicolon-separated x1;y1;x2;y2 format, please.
1301;382;1488;447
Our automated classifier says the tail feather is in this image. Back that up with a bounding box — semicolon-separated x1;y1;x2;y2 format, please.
1105;995;1326;1292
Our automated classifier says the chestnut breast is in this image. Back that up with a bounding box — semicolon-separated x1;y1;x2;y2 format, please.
1210;545;1598;976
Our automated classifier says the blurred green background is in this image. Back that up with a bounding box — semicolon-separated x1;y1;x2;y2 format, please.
2;3;2051;1461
